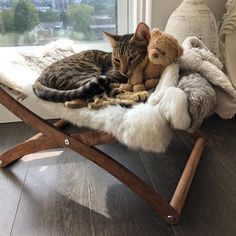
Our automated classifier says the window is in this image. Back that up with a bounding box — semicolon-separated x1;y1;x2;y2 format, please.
0;0;143;123
0;0;118;47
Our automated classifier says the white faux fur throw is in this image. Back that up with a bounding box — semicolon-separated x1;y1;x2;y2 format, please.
0;38;234;153
181;37;236;119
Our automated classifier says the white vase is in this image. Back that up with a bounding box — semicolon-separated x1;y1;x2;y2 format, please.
219;0;236;88
165;0;219;55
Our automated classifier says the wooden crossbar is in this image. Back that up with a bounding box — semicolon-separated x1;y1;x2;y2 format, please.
0;86;206;224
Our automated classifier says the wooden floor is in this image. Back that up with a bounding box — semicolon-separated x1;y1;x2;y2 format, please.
0;115;235;236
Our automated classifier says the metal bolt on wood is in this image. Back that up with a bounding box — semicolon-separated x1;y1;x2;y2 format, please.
64;139;70;145
167;215;175;223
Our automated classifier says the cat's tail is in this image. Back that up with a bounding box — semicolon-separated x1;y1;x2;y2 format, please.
33;76;109;103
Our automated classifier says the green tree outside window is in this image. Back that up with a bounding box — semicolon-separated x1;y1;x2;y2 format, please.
13;0;39;33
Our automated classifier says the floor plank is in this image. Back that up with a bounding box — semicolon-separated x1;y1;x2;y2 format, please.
140;116;236;236
0;123;35;236
87;143;175;236
10;150;94;236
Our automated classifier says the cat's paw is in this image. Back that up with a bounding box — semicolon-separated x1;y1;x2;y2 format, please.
88;102;104;109
88;99;115;109
64;99;88;109
119;83;132;91
145;79;159;90
133;84;146;92
109;83;120;88
131;91;150;102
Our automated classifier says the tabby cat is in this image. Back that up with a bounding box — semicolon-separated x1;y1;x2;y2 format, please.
33;23;151;108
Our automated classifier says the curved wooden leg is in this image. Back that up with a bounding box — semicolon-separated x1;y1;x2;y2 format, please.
0;132;115;168
0;119;68;167
170;136;206;214
0;136;61;167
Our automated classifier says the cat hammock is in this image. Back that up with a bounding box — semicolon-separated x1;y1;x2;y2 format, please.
0;38;235;224
0;86;205;225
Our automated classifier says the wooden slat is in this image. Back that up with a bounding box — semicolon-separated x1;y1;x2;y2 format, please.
0;136;60;167
0;130;114;168
73;131;115;146
0;119;68;167
170;137;206;213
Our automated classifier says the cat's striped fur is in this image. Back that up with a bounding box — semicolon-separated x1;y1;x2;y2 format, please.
33;23;150;105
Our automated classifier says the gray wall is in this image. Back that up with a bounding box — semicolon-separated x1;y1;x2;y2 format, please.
151;0;227;30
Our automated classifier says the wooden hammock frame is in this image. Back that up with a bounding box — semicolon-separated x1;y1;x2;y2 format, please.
0;86;206;225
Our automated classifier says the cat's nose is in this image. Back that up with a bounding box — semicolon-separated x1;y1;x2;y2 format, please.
120;66;128;76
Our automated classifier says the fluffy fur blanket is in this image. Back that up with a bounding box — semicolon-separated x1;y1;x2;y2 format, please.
0;38;235;153
181;37;236;119
149;37;236;132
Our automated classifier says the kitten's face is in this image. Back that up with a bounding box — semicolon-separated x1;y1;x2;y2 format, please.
104;23;150;78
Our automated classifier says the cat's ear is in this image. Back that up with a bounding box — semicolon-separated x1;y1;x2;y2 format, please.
131;22;150;43
103;32;120;48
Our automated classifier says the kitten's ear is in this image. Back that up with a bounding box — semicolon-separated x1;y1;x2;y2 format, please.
103;32;120;48
132;22;150;43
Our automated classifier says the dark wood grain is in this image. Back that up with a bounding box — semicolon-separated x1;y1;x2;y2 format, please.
10;150;95;236
87;143;175;236
0;123;35;236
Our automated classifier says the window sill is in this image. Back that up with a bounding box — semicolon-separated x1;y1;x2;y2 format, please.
0;41;112;53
